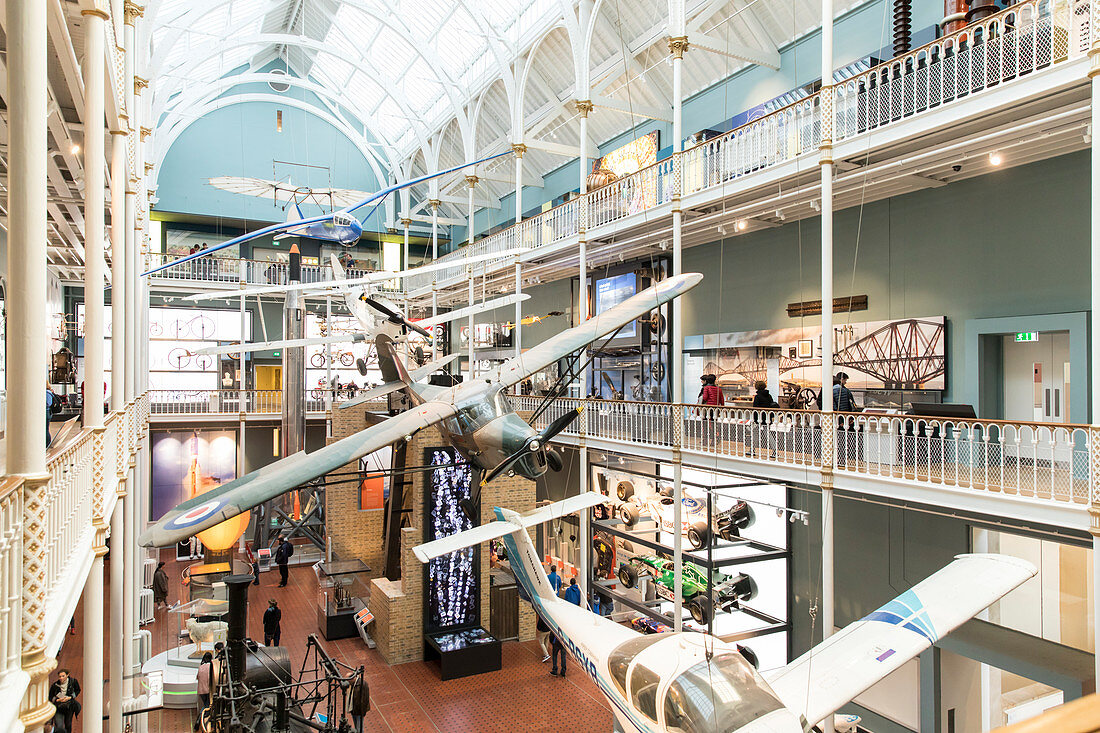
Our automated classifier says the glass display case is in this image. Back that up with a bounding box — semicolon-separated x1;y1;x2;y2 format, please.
166;598;230;667
315;559;370;640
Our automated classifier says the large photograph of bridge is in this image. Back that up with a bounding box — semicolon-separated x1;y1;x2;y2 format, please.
684;316;945;399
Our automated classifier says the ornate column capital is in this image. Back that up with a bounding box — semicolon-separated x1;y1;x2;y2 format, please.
511;143;527;157
19;647;57;728
134;76;149;94
140;126;152;141
144;162;154;174
399;217;412;227
464;175;479;188
80;5;110;21
1089;43;1100;78
123;1;143;25
573;99;594;117
668;36;690;59
92;518;110;557
428;198;441;211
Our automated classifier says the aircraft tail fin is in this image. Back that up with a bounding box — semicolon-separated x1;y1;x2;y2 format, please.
329;252;347;281
413;492;605;603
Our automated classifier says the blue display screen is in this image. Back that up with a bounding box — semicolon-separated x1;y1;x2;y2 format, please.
595;273;637;337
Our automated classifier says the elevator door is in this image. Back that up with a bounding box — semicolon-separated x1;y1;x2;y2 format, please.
1002;332;1070;424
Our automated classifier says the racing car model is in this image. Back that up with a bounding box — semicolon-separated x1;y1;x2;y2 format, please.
615;482;754;550
616;554;756;624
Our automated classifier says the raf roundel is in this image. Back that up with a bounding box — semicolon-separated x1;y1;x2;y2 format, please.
166;499;226;530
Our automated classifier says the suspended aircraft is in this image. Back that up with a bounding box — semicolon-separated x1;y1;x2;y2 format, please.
188;250;530;366
139;272;703;547
414;492;1037;733
143;150;513;277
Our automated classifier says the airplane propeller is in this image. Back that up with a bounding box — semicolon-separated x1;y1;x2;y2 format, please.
459;407;582;521
361;296;433;339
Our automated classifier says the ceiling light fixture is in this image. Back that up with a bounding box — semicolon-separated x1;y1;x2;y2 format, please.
988;151;1002;166
70;144;80;155
737;220;747;231
717;224;726;235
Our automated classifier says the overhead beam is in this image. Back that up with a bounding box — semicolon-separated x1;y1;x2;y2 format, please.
526;138;599;158
477;169;545;188
686;31;780;69
409;213;466;226
435;192;501;210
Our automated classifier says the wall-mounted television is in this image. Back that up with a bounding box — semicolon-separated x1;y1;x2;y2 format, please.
594;272;638;338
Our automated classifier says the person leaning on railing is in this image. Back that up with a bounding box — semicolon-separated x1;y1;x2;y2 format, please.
698;373;724;448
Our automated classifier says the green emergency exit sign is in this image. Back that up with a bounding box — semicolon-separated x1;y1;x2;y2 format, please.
1015;332;1039;343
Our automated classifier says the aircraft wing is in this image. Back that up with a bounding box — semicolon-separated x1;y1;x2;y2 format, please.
763;554;1035;730
414;293;530;329
191;333;369;357
490;272;703;389
138;401;457;547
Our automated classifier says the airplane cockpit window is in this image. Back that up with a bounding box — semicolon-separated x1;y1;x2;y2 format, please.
607;636;664;696
493;389;512;416
630;662;661;721
662;653;784;733
455;400;496;432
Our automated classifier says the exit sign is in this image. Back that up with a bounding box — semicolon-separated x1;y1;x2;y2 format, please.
1015;332;1039;343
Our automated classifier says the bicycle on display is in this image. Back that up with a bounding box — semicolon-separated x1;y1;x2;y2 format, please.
167;348;214;371
309;350;355;368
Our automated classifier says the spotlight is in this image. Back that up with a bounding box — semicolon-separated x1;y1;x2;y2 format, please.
789;513;797;523
737;220;747;231
988;151;1002;166
70;144;81;155
717;224;726;235
775;507;784;518
617;456;625;464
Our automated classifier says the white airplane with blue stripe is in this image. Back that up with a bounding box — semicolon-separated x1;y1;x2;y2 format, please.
414;493;1036;733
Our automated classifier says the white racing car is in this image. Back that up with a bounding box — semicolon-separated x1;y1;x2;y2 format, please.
610;480;755;550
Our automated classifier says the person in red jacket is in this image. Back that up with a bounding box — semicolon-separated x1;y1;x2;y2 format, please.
698;374;724;447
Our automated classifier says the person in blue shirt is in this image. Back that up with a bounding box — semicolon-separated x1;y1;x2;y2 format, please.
563;577;582;606
547;565;562;595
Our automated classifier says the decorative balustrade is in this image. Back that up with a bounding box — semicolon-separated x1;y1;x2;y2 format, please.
148;389;337;416
144;253;403;295
0;396;144;729
512;394;1093;509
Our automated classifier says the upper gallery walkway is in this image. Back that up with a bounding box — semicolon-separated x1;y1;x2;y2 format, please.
509;394;1095;535
145;0;1096;306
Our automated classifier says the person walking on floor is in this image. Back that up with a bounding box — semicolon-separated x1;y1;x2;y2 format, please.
563;577;582;606
547;564;562;596
536;613;551;662
348;668;370;733
274;536;293;587
48;669;81;733
152;561;170;609
263;599;282;647
549;631;567;677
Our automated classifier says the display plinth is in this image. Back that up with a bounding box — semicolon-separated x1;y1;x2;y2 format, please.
423;627;501;680
316;559;371;640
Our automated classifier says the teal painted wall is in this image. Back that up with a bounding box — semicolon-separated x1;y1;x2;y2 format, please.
156;97;381;226
679;151;1090;406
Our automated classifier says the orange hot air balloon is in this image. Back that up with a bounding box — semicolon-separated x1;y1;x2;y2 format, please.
186;456;249;552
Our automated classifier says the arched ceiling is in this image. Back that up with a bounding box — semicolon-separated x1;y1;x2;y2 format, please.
146;0;858;208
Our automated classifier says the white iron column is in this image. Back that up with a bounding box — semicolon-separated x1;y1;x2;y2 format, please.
820;0;836;721
83;2;108;429
110;130;126;411
576;98;593;606
467;274;475;380
9;0;53;728
83;531;107;733
669;27;688;633
109;500;124;733
513;143;525;357
430;200;440;319
515;260;522;357
1089;26;1100;684
401;217;411;271
466;175;479;248
122;0;140;687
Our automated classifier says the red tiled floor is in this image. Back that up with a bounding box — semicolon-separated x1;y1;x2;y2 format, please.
58;550;614;732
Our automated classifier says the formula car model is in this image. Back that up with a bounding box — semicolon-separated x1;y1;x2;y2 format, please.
617;554;757;624
616;482;754;550
629;615;673;635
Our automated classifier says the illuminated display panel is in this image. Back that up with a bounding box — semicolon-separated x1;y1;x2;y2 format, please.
424;447;479;633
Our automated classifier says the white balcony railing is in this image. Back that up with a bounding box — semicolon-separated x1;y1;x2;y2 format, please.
148;389;338;416
511;395;1093;509
0;395;145;732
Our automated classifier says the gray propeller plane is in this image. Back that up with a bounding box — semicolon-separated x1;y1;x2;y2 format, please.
139;272;703;547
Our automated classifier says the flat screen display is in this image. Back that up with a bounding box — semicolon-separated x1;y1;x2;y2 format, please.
595;273;637;337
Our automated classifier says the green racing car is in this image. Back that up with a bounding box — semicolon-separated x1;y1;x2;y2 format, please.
616;554;756;624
